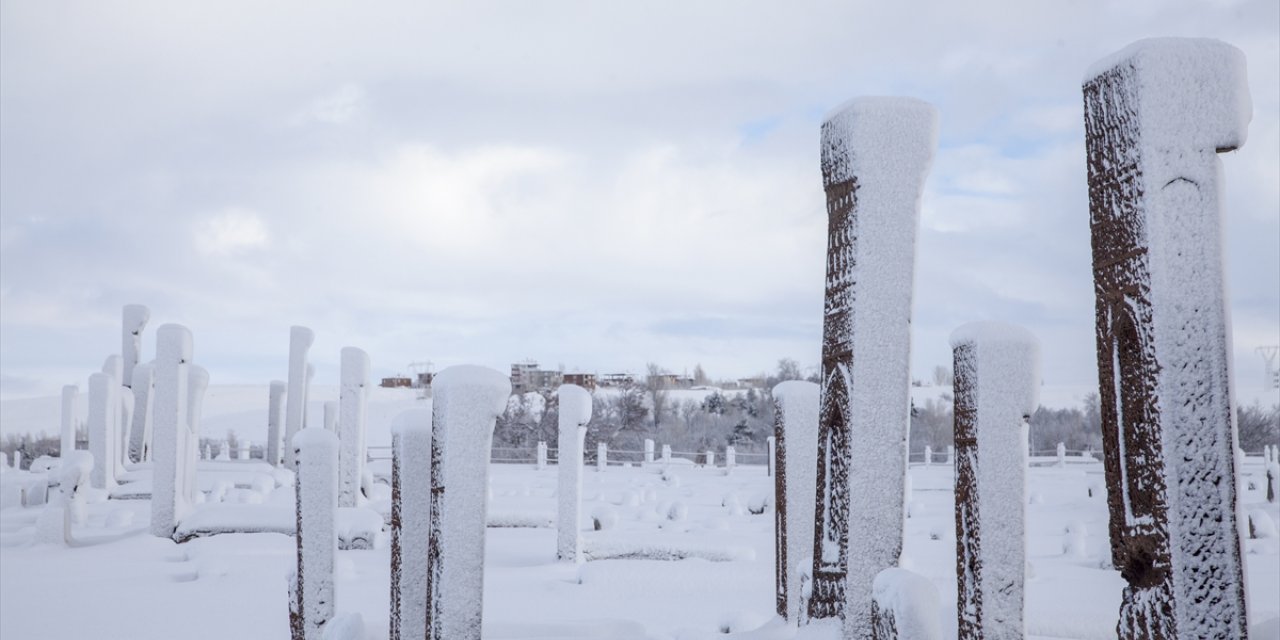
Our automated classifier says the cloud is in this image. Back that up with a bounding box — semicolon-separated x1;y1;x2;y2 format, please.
195;208;271;256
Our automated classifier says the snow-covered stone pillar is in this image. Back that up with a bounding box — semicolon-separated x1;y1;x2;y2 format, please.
389;408;432;640
597;442;607;472
1056;442;1066;468
185;366;209;508
661;444;671;466
644;439;654;465
283;326;315;470
87;373;117;490
705;450;715;467
267;381;287;466
950;323;1040;640
425;366;511;640
809;97;936;631
773;381;820;623
238;440;251;461
338;347;370;508
946;445;955;465
536;441;548;471
323;401;338;434
126;363;154;463
60;385;78;463
289;428;339;640
151;324;192;537
1084;38;1251;638
556;385;592;563
725;446;736;469
870;568;942;640
304;364;316;430
924;446;933;466
122;304;150;389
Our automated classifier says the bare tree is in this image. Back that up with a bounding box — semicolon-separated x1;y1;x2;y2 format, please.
645;363;669;435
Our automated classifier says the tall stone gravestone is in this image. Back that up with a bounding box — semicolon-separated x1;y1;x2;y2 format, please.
1083;38;1250;638
809;97;937;637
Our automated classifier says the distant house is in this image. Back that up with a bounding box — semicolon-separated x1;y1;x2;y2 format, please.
599;372;636;387
381;376;412;388
510;360;563;394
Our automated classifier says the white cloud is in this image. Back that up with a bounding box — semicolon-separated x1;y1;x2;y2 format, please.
195;208;271;256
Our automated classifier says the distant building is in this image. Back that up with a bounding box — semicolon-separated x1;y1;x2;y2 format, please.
381;376;412;388
510;360;563;394
415;372;434;388
563;373;597;391
599;372;636;387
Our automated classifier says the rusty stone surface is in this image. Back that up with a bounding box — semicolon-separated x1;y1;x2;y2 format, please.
951;343;982;639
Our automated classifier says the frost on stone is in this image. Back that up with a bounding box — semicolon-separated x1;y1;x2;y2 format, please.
60;385;78;466
425;365;510;640
291;427;339;640
556;384;592;563
126;363;155;464
150;324;192;538
389;408;432;640
122;304;150;390
338;347;370;508
810;96;937;634
1083;37;1250;639
267;381;287;467
284;326;316;470
772;380;820;623
950;322;1040;640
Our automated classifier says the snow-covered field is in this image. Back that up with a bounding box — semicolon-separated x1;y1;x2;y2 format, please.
2;447;1277;639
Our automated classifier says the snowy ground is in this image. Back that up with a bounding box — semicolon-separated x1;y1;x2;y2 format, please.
2;456;1277;640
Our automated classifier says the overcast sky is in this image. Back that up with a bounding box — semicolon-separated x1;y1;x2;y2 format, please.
2;1;1277;402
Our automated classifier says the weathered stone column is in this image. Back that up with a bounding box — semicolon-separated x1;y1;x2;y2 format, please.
151;324;192;537
661;444;671;466
597;442;607;472
122;304;150;389
283;326;315;470
725;446;736;470
705;450;715;467
87;373;117;490
60;385;78;464
644;439;654;465
426;366;511;640
338;347;370;508
773;380;820;623
924;446;933;466
951;322;1040;640
1084;38;1251;638
389;408;432;640
536;441;548;470
809;97;937;634
267;381;287;466
126;363;155;464
556;385;593;563
290;428;339;640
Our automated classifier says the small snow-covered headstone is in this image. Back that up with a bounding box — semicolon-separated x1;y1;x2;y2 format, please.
338;347;370;508
267;381;287;466
660;444;671;466
705;450;715;467
13;450;24;473
60;385;78;463
924;446;933;466
289;428;339;640
237;440;250;461
870;568;941;640
121;304;149;389
725;446;736;471
323;401;338;434
217;440;231;461
151;324;193;538
773;381;820;623
766;435;776;476
946;445;955;465
87;373;118;489
951;322;1039;640
283;326;315;470
556;385;592;563
809;96;937;631
644;439;654;465
425;366;510;640
1056;442;1066;468
126;363;155;464
597;442;607;472
536;441;548;471
1084;37;1251;637
389;408;432;640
